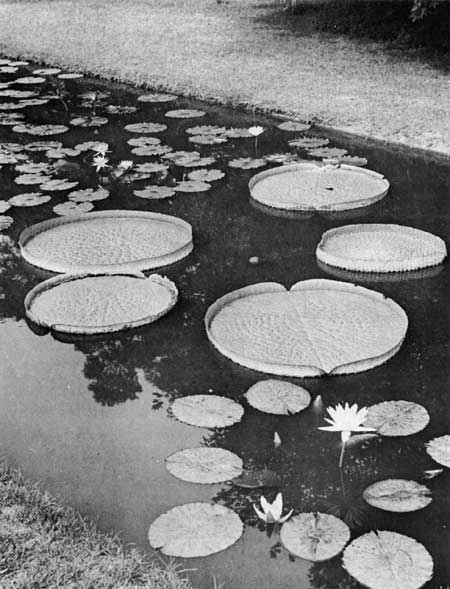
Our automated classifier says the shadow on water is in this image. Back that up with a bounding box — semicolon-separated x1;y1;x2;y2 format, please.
0;59;450;588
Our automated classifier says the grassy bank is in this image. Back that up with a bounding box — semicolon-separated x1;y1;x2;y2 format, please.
0;463;193;589
0;0;449;154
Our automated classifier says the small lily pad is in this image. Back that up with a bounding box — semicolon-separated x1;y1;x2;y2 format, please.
264;153;301;164
135;162;169;174
14;76;46;85
426;435;450;468
46;147;81;159
228;157;266;169
148;502;243;557
173;156;216;168
40;179;79;192
125;122;167;134
189;135;228;145
15;162;51;175
13;124;69;136
323;155;368;167
186;125;226;136
363;479;432;512
365;401;429;436
70;116;108;127
174;180;211;193
224;128;252;138
165;109;206;119
289;137;330;149
171;394;244;428
0;113;24;126
277;121;311;132
53;201;94;216
0;216;13;230
57;73;83;79
33;68;61;75
0;89;37;98
245;380;311;415
9;193;51;207
0;66;18;74
343;530;433;589
133;186;175;200
131;145;173;156
188;169;225;182
0;102;26;111
127;136;161;147
166;447;243;484
68;188;109;202
280;512;350;561
15;174;50;185
137;93;177;103
25;141;62;152
20;98;50;108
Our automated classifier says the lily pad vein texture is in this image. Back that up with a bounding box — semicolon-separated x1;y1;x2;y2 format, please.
148;502;243;557
316;224;447;272
280;512;350;561
171;395;244;428
343;530;433;589
363;479;432;512
165;447;243;484
205;279;408;377
24;272;178;335
19;210;193;273
365;400;429;436
249;163;389;211
426;435;450;468
245;379;311;414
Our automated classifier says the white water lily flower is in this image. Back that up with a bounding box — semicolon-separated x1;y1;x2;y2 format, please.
92;142;109;156
92;154;110;172
253;493;293;524
248;125;265;137
118;160;133;170
318;403;375;443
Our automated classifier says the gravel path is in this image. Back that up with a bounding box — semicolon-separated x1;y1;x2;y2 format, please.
1;0;449;154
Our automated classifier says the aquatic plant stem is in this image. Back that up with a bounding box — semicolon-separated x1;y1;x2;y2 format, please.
339;441;346;468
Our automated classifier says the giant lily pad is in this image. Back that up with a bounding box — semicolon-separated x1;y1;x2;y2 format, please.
165;109;206;119
426;435;450;468
245;380;311;414
317;225;446;272
20;210;193;273
125;122;167;134
171;395;244;428
363;479;432;512
165;447;242;484
25;273;178;335
280;513;350;561
249;163;389;211
9;193;51;207
343;531;433;589
365;401;429;436
148;502;243;557
205;279;407;377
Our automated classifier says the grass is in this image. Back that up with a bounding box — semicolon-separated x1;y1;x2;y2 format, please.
0;462;193;589
0;0;449;154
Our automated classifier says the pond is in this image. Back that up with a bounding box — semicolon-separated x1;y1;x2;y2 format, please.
0;59;450;589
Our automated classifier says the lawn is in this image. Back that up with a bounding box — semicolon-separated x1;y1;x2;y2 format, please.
0;0;449;154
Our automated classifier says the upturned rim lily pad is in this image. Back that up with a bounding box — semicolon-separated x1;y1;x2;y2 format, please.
148;502;243;557
280;512;350;561
365;400;430;436
342;530;433;589
165;447;243;484
245;380;311;414
363;479;432;512
171;394;244;428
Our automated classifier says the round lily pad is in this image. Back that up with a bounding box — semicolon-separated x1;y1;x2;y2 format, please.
174;180;211;193
280;513;350;561
9;193;51;207
224;128;252;138
249;163;389;211
0;102;26;111
148;502;243;557
125;122;167;134
245;380;311;414
164;109;206;118
127;136;161;147
25;273;178;335
131;145;172;156
137;93;177;103
20;210;193;273
40;179;79;192
57;73;83;79
363;479;432;512
189;135;228;145
228;157;267;170
308;147;348;159
277;121;311;132
13;124;69;136
15;174;49;185
70;116;108;127
188;169;225;182
74;141;108;152
317;224;447;273
133;186;175;200
0;89;36;98
26;141;62;152
33;68;61;75
324;155;368;167
14;76;46;85
53;201;94;216
205;279;407;377
426;435;450;468
175;156;216;168
135;162;168;175
68;188;109;202
15;162;51;174
105;105;138;114
0;66;18;74
365;401;429;436
20;98;50;108
343;531;433;589
186;125;226;136
46;147;81;159
0;113;24;126
0;216;13;231
0;201;11;213
289;137;330;149
171;395;244;428
166;447;242;484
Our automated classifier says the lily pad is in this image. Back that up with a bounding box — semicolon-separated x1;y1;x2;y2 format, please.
186;125;227;136
133;186;175;200
9;193;51;207
20;98;50;108
25;273;178;335
163;150;200;162
245;380;311;415
264;153;302;164
323;155;368;167
127;136;161;147
0;89;37;98
0;201;11;213
0;113;24;126
131;145;173;156
0;66;18;74
15;162;51;174
277;121;311;132
174;180;211;193
228;157;267;170
125;122;167;134
40;179;79;192
224;128;252;138
189;135;228;145
0;102;26;111
105;105;138;114
137;93;177;103
166;447;242;484
46;147;82;159
171;394;244;428
70;116;108;127
0;216;13;231
365;401;429;436
74;141;109;152
25;141;62;152
363;479;432;512
15;174;50;185
148;502;243;557
188;169;225;182
308;147;348;159
342;530;433;589
13;124;69;136
280;512;350;561
13;76;46;85
173;155;216;168
32;68;61;75
205;279;408;377
53;201;94;216
426;435;450;468
57;73;83;79
165;109;206;119
134;162;169;174
68;188;109;202
289;137;330;149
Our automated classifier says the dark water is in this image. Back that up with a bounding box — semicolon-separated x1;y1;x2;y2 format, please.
0;60;450;589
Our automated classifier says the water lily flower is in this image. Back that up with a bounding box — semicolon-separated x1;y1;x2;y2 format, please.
248;126;265;136
273;431;281;448
92;142;109;156
319;403;375;467
118;160;133;170
92;154;110;172
253;493;293;524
